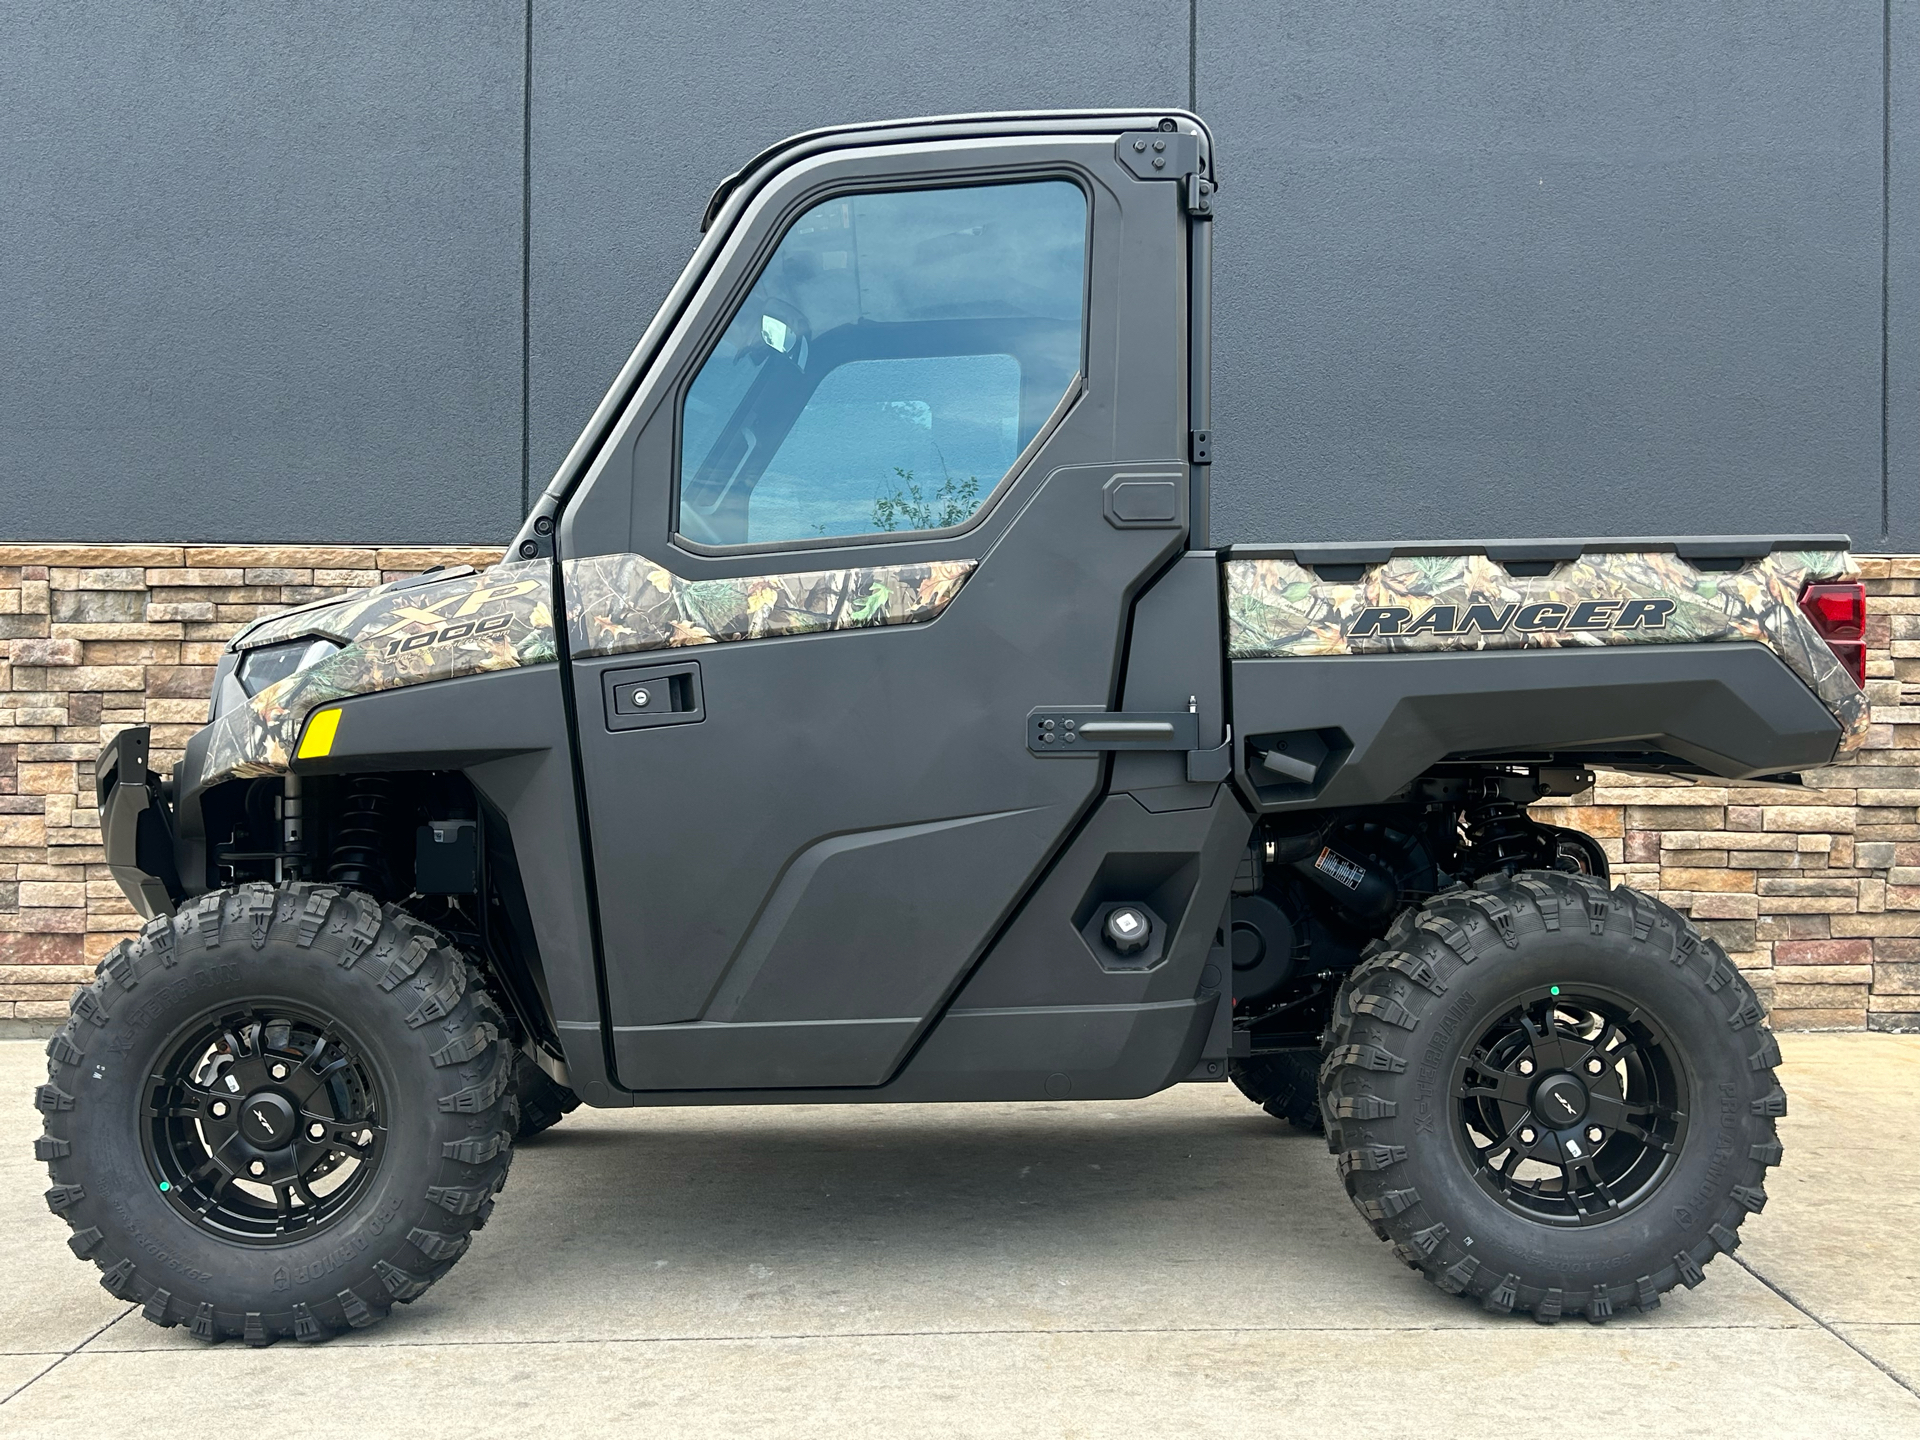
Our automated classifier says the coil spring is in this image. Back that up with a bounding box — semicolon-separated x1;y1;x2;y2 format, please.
1463;789;1539;872
328;775;394;893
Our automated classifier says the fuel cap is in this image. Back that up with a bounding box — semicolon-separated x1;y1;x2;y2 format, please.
1103;905;1151;955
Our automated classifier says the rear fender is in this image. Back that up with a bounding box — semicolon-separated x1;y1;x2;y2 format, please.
1225;541;1868;749
1230;643;1842;812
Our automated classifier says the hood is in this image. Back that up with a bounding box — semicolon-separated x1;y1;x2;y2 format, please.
227;564;485;652
199;560;558;782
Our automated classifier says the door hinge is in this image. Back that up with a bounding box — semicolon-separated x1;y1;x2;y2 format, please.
1189;429;1212;466
1116;130;1214;218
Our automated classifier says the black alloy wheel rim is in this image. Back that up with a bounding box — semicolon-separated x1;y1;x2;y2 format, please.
1453;986;1688;1227
143;1006;388;1245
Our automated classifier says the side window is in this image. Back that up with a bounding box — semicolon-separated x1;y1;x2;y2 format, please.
677;179;1087;547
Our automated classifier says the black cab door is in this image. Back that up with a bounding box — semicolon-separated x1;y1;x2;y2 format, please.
553;113;1209;1090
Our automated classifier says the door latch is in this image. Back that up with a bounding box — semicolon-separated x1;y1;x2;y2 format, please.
1027;708;1198;754
1029;708;1230;782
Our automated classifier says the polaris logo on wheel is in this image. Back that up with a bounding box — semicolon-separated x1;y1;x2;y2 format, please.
1348;598;1676;638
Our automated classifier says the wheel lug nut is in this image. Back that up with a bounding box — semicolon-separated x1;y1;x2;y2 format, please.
210;1100;228;1117
1586;1126;1604;1144
248;1159;267;1177
270;1063;288;1080
309;1122;326;1140
1585;1057;1604;1075
1519;1127;1537;1145
1518;1059;1535;1075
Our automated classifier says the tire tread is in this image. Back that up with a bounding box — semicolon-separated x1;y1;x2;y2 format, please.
34;882;517;1345
1318;870;1784;1321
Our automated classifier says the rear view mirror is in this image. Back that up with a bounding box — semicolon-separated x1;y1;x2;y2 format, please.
761;314;797;354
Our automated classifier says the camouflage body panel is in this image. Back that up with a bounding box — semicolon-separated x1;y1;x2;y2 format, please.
199;561;558;782
197;554;974;784
1226;547;1868;749
563;553;974;658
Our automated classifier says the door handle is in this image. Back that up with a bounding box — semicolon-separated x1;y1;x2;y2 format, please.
602;661;705;732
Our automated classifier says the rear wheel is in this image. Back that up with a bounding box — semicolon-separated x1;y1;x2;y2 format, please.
35;884;517;1344
1321;871;1783;1321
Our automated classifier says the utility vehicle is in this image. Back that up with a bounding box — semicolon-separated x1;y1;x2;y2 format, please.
42;111;1861;1341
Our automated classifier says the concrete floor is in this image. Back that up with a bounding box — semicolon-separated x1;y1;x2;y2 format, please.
1;1033;1915;1438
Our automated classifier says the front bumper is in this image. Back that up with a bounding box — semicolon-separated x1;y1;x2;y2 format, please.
97;726;183;920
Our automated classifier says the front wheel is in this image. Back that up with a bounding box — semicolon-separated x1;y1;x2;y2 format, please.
1321;872;1784;1322
1229;1050;1325;1133
35;884;518;1344
510;1050;580;1140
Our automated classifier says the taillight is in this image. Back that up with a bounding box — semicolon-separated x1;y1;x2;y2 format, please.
1799;580;1867;688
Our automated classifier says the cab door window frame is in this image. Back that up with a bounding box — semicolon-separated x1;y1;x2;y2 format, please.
665;167;1096;560
550;136;1137;582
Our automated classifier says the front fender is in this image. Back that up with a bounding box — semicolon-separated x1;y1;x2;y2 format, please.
198;560;557;788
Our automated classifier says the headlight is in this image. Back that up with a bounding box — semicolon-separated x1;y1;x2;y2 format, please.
235;638;342;697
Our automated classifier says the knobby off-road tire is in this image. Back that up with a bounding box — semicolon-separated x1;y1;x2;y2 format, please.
1320;871;1784;1323
1229;1051;1325;1133
510;1050;580;1140
35;883;517;1344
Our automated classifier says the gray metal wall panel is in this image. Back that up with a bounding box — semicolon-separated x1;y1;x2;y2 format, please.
528;0;1189;492
1200;4;1893;549
1892;0;1920;547
1;4;1908;553
0;2;523;544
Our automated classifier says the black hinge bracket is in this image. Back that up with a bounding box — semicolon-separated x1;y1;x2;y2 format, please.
1116;131;1214;218
512;501;558;560
1028;709;1199;754
1116;130;1196;180
1189;429;1212;466
1029;708;1230;785
1185;173;1215;218
1187;728;1232;783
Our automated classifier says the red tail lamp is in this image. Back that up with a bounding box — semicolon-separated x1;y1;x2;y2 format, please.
1799;581;1868;688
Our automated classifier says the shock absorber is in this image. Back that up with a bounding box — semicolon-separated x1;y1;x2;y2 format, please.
328;775;395;895
277;773;304;883
1462;779;1539;874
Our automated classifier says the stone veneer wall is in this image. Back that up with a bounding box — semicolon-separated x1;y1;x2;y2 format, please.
1532;556;1919;1035
0;545;499;1027
2;545;1917;1033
